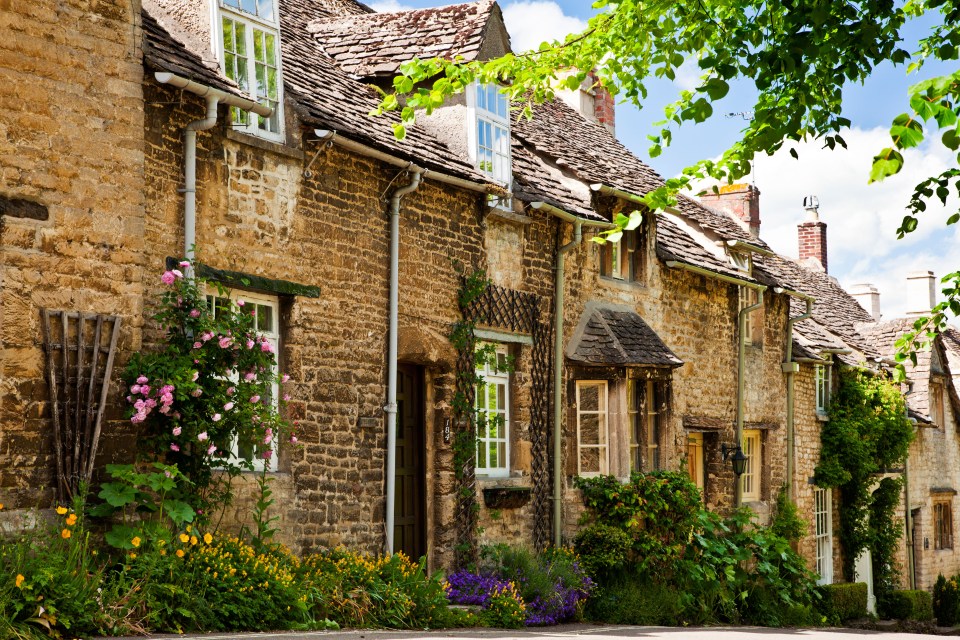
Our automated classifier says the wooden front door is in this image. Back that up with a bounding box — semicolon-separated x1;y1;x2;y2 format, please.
394;364;426;560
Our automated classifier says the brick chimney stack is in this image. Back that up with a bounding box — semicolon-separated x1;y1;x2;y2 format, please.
700;183;761;237
588;70;616;137
798;196;828;273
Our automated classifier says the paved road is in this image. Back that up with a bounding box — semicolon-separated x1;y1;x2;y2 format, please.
110;623;942;639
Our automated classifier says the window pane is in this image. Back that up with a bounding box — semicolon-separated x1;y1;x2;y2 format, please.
255;63;266;97
267;67;278;99
223;0;240;6
223;18;234;52
580;414;600;444
580;448;600;474
488;442;498;468
254;29;264;63
579;384;600;412
477;84;487;111
257;0;275;21
240;0;257;15
257;304;273;331
234;21;246;56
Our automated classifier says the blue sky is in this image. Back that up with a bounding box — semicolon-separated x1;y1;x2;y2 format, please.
370;0;960;319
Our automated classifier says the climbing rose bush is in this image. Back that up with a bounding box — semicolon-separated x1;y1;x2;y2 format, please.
122;263;298;510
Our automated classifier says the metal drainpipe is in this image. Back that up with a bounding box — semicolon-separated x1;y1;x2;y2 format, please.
553;220;582;547
183;96;220;275
781;294;814;502
384;169;423;555
736;285;766;507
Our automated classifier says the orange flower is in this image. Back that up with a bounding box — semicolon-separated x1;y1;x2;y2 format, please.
0;503;5;510
176;549;185;558
128;552;137;560
55;506;68;515
131;536;141;548
61;528;71;539
65;514;77;526
15;574;24;588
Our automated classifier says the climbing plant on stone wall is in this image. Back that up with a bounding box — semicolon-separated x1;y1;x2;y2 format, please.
814;367;913;582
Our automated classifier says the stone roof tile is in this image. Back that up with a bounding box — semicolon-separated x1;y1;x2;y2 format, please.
307;0;496;77
569;307;683;368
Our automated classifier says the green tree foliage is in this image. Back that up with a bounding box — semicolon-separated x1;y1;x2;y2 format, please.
814;368;913;580
375;1;960;367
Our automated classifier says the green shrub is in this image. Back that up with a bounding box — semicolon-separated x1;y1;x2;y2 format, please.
883;589;933;621
584;578;681;625
934;573;960;626
818;582;869;622
480;582;527;629
770;485;807;543
572;523;631;579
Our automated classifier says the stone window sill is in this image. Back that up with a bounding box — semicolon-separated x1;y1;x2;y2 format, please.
225;128;305;161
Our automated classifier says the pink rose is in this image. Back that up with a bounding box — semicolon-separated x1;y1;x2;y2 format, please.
264;434;273;445
250;395;260;404
140;385;151;396
201;332;213;342
179;260;191;268
170;443;180;452
198;431;208;441
218;336;232;349
172;426;182;436
189;309;201;318
290;436;298;444
211;413;221;422
224;402;235;411
262;449;272;460
161;271;176;285
207;444;217;455
281;374;290;383
191;388;203;397
130;385;141;395
283;394;291;401
192;371;199;382
246;339;255;349
244;372;256;381
193;342;202;349
172;269;183;278
136;375;149;384
260;342;273;353
226;387;235;396
237;300;245;307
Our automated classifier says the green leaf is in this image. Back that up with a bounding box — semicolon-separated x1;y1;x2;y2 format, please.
701;77;730;100
164;500;195;526
392;123;407;140
99;482;137;508
104;524;139;549
944;128;960;151
870;149;904;183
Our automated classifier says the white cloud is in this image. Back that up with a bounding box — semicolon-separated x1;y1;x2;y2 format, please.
367;0;415;12
500;1;587;53
694;126;960;319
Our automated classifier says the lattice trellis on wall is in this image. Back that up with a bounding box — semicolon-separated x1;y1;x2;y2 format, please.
456;281;552;557
40;310;121;501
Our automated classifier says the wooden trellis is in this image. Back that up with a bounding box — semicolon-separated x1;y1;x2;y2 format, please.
40;309;121;501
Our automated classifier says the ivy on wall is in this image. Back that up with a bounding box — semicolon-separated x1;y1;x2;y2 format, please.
814;367;913;582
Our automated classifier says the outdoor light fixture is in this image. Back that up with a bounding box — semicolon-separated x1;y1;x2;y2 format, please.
721;443;749;477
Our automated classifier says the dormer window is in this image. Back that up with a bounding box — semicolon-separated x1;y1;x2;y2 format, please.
468;82;512;206
730;250;751;273
219;0;283;140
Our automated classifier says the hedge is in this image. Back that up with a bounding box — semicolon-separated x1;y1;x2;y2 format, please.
818;582;868;622
883;590;933;621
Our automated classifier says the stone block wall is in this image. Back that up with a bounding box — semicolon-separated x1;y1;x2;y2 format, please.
0;0;146;509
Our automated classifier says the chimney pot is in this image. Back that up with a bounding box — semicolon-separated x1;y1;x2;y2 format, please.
700;183;761;237
906;270;937;316
850;283;881;321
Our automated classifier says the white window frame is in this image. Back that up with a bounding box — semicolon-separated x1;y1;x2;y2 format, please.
217;0;285;141
207;288;280;472
609;237;624;280
475;345;510;478
730;251;751;273
466;82;512;209
814;487;834;584
687;432;704;490
815;363;830;415
576;381;609;477
740;429;761;501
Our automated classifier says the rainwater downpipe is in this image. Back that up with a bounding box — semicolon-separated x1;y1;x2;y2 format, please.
736;284;766;507
530;202;615;547
183;95;220;273
384;169;423;555
775;288;814;502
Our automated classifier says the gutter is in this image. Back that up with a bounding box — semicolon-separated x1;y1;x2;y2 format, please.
774;286;815;502
154;72;271;270
664;259;766;507
384;169;423;555
530;201;615;547
588;183;682;216
313;129;497;195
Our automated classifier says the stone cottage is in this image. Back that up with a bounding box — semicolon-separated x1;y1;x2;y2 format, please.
2;0;958;591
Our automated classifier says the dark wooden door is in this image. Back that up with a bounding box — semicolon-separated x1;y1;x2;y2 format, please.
394;364;426;560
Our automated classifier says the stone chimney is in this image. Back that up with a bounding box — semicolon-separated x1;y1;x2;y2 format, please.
555;69;616;137
700;183;761;237
850;283;881;321
906;270;937;316
798;196;828;272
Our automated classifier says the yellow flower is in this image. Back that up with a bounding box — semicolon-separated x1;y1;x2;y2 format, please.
129;552;137;560
131;536;141;548
65;514;77;526
55;506;68;515
176;549;185;558
179;533;189;543
0;503;4;510
186;525;192;533
203;533;213;544
61;528;71;539
15;574;24;588
160;549;167;556
190;536;198;546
